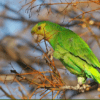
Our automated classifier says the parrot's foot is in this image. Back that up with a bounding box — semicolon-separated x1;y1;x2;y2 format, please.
42;48;54;62
76;84;90;92
47;48;54;61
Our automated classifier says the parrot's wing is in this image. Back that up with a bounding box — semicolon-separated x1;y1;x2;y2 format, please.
56;29;100;68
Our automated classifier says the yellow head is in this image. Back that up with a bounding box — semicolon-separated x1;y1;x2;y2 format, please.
31;22;47;42
31;21;62;42
31;22;46;36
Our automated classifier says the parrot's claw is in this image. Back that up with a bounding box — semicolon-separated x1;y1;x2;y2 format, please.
76;84;90;92
42;48;54;62
47;48;54;61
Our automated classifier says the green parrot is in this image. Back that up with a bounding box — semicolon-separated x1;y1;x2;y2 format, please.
31;21;100;85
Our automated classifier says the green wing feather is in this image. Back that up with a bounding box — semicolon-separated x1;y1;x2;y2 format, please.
50;29;100;83
55;29;100;68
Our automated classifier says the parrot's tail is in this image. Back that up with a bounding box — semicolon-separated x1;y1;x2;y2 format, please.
87;66;100;84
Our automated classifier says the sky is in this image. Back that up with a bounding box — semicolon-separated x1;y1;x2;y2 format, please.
0;0;26;38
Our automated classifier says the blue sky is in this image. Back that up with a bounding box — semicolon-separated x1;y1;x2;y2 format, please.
0;0;25;38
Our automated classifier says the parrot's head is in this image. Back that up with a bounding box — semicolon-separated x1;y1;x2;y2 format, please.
31;21;62;43
31;21;47;42
31;21;46;36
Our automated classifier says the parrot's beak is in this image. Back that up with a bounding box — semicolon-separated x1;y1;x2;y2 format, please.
31;29;44;43
33;34;44;43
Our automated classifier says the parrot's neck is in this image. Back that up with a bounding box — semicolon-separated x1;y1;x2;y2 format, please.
47;32;59;50
44;25;67;50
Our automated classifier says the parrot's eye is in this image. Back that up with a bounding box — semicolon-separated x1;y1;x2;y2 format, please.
38;26;41;30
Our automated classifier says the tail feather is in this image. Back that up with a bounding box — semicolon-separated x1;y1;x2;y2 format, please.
86;66;100;84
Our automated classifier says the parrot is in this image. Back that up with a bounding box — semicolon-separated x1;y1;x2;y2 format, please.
31;21;100;87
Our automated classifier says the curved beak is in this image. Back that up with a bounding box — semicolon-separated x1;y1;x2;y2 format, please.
33;34;44;43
